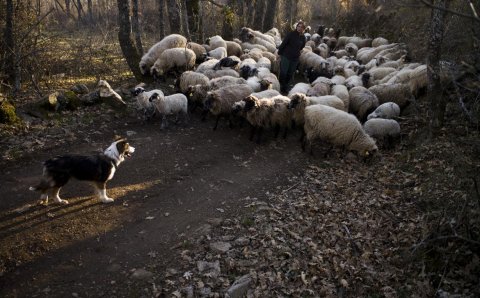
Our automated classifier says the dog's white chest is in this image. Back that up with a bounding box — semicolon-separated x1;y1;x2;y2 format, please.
107;167;116;181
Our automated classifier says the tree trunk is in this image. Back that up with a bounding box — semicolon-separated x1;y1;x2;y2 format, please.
286;1;297;30
427;0;449;130
132;0;144;55
186;0;200;41
167;0;181;34
247;1;256;26
4;0;20;94
87;0;93;24
180;0;191;39
65;0;71;16
158;0;166;39
262;0;277;31
237;0;245;27
255;0;266;31
222;0;235;40
76;0;84;23
117;0;143;80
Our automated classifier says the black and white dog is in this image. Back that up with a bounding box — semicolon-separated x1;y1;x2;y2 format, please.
30;138;135;205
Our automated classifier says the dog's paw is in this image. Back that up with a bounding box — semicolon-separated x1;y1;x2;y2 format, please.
58;199;69;205
101;197;114;203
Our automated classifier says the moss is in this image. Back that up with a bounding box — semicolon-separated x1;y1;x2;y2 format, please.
0;100;21;125
63;90;82;110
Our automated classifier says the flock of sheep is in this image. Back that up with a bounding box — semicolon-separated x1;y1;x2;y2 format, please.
131;25;430;158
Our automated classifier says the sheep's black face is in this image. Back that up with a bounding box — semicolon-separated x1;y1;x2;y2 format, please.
239;66;251;80
288;98;299;109
204;98;213;111
243;99;255;112
132;87;145;96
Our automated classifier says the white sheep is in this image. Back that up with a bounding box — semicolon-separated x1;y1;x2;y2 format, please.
225;40;243;57
187;42;207;63
289;93;346;127
288;83;310;97
207;47;228;60
330;84;350;111
131;86;164;120
139;34;187;75
208;35;227;50
348;86;379;122
150;48;196;79
363;118;401;149
303;104;378;157
195;58;219;74
367;102;401;120
203;84;253;130
149;92;189;129
204;68;240;79
372;37;389;47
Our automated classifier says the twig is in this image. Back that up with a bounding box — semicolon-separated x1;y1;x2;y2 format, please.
282;181;301;193
342;224;362;255
418;0;480;23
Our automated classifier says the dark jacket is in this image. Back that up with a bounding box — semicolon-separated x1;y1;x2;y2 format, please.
277;30;306;61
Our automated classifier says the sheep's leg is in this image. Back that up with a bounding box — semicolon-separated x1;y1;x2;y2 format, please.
256;127;264;144
160;114;168;129
213;115;221;130
299;129;305;142
183;111;190;126
273;125;280;139
200;110;208;122
249;126;257;141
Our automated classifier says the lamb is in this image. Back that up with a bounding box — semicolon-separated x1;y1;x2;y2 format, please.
177;71;209;94
149;92;189;129
367;102;401;120
363;118;401;149
139;34;187;75
348;86;379;122
150;48;196;79
289;93;346;127
203;84;253;130
303;104;378;157
131;86;164;120
368;83;413;109
207;47;228;60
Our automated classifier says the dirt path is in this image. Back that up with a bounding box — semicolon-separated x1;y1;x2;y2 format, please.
0;112;309;297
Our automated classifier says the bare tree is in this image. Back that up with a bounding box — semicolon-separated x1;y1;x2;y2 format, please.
117;0;143;80
186;0;200;40
167;0;182;34
158;0;166;39
247;1;256;26
427;0;450;130
255;0;266;30
3;0;19;93
132;0;143;55
180;0;191;39
263;0;278;32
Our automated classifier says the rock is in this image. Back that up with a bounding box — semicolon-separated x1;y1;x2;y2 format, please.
225;274;252;298
209;241;231;253
130;268;153;280
197;260;220;278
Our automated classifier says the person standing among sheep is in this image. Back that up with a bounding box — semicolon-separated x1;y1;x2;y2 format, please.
277;20;307;94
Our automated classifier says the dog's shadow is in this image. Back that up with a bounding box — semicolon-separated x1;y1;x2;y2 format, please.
0;197;101;240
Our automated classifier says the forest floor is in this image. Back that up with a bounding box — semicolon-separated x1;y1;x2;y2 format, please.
0;83;479;297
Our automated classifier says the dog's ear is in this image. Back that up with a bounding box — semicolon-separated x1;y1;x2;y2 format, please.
114;135;125;142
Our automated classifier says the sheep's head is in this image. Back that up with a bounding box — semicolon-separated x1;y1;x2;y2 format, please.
243;95;259;112
132;86;145;97
361;72;371;87
259;79;273;91
232;101;245;115
288;93;306;109
139;61;149;75
148;92;162;103
151;67;166;82
203;92;216;111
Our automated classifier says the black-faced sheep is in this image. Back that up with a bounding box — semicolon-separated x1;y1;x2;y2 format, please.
363;118;400;149
213;56;240;70
139;34;187;75
303;104;378;158
367;102;401;120
150;48;196;80
348;86;379;122
131;86;164;120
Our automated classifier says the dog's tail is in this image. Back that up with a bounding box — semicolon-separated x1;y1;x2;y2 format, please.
29;180;50;192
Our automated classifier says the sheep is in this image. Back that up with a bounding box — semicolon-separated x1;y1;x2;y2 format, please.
205;68;241;79
187;76;247;110
259;73;281;91
209;75;247;90
331;75;346;85
195;58;219;74
242;95;292;141
149;92;189;129
288;83;310;97
225;40;243;57
187;42;207;64
203;84;253;130
208;35;227;50
207;47;228;60
303;104;378;157
366;67;398;85
330;84;350;111
408;64;427;98
345;75;364;89
348;86;379;122
372;37;389;47
213;56;240;70
150;48;196;80
345;42;359;56
367;102;401;120
363;118;400;149
131;86;164;120
265;27;282;46
241;42;268;52
256;57;272;70
250;89;281;99
289;93;346;128
307;79;332;97
368;83;413;109
239;27;277;52
177;71;209;94
139;34;187;75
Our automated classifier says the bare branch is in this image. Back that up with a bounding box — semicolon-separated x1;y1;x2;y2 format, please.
469;0;479;18
201;0;224;8
419;0;480;23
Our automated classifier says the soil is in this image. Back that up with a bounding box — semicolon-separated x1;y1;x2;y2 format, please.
0;94;478;297
0;103;309;297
